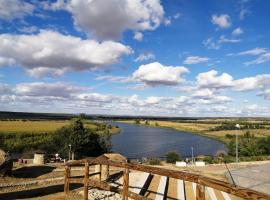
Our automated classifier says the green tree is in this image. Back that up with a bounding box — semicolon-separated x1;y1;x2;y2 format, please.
166;151;180;163
53;119;110;158
135;119;140;124
145;120;149;125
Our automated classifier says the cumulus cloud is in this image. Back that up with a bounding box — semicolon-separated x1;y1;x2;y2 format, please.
211;14;231;29
133;32;143;41
196;70;234;89
232;27;243;36
15;82;86;98
258;89;270;100
135;52;155;62
0;0;34;20
132;62;189;86
233;74;270;91
0;30;132;77
48;0;164;40
183;56;209;64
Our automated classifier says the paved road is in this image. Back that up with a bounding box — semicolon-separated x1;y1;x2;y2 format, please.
225;163;270;195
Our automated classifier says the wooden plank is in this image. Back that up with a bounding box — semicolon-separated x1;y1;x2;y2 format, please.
155;176;168;200
196;184;205;200
84;162;89;200
122;168;129;200
221;191;232;200
130;172;150;195
207;187;217;200
64;166;70;197
177;180;186;200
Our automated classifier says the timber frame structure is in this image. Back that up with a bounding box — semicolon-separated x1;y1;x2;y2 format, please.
64;157;270;200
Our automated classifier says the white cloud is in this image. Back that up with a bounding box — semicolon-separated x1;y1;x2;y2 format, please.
0;0;34;20
133;32;143;41
218;35;241;44
196;70;234;89
258;89;270;100
183;56;209;64
95;75;130;83
234;74;270;91
0;83;12;94
15;82;86;98
232;27;243;36
135;52;155;62
174;13;181;19
76;93;114;103
50;0;164;40
18;26;39;34
0;30;132;77
132;62;189;86
211;14;231;29
245;52;270;65
164;18;171;26
238;47;267;56
239;0;252;20
203;38;220;50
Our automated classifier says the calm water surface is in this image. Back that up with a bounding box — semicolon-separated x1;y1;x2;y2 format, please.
111;122;227;158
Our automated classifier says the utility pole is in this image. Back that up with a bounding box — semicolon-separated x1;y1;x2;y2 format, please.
235;124;240;163
191;146;194;165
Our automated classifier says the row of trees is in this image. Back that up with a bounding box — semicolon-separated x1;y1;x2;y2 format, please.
227;132;270;157
1;119;112;159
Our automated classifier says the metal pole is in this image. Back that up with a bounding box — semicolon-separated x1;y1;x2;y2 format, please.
191;147;194;165
235;124;240;163
236;134;238;163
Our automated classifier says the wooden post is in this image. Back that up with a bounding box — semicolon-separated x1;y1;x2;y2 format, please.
84;162;89;200
64;166;70;197
99;164;102;182
196;184;205;200
122;168;129;200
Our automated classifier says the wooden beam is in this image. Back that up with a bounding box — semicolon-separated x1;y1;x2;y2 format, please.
66;159;270;200
64;166;70;198
196;184;205;200
122;168;129;200
83;162;89;200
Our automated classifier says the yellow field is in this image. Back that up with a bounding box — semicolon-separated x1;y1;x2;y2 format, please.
149;120;218;132
119;120;270;139
0;120;98;133
205;129;270;137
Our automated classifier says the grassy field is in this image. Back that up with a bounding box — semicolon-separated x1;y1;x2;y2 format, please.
0;120;102;134
119;120;270;140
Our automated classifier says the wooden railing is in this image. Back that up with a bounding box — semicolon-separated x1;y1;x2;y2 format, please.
64;158;270;200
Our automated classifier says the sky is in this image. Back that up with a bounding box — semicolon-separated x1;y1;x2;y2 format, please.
0;0;270;117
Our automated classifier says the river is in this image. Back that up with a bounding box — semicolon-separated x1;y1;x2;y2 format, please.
110;122;227;159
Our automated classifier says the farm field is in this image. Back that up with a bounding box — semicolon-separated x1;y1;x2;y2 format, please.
119;119;270;139
0;120;98;134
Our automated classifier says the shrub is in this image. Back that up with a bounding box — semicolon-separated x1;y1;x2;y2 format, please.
166;151;180;163
203;156;213;164
149;158;161;165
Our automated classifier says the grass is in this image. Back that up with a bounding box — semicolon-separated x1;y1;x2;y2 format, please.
0;120;100;134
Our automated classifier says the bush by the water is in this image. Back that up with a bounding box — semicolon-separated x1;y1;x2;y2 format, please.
166;151;180;163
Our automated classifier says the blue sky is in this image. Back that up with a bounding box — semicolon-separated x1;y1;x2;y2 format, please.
0;0;269;117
